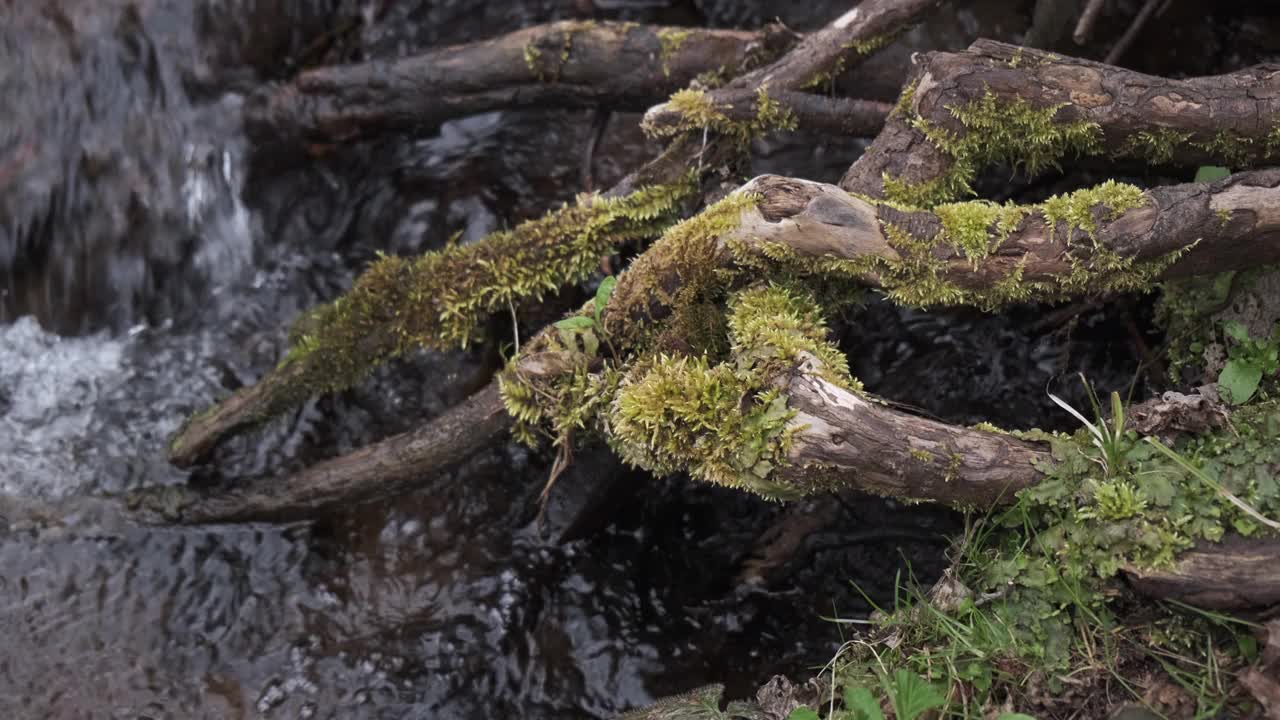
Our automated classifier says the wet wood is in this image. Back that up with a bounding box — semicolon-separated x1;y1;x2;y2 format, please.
842;39;1280;200
147;382;509;523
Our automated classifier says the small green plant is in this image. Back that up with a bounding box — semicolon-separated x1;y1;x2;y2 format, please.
552;275;618;357
1047;374;1130;477
1216;320;1279;404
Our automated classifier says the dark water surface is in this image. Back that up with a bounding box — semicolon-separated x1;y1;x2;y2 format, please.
0;1;1165;718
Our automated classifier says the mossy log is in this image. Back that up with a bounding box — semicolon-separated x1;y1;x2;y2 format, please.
246;20;799;145
842;39;1280;206
166;137;717;467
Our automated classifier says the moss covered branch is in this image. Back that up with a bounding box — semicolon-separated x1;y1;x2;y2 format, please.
246;20;799;145
168;174;696;466
728;170;1280;310
842;39;1280;206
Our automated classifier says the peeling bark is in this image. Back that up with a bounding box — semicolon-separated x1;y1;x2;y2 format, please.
842;39;1280;201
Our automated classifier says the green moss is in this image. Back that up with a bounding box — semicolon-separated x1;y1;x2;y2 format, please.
498;190;760;450
657;27;692;77
890;77;919;119
643;86;797;143
609;284;860;500
934;200;1029;262
523;42;545;80
884;90;1103;208
1193;129;1255;167
909;448;933;463
282;177;695;404
1040;179;1147;240
1116;127;1191;165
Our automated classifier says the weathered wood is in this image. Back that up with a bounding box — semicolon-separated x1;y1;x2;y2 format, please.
775;354;1046;505
247;20;797;145
1125;536;1280;609
165;134;718;468
842;39;1280;200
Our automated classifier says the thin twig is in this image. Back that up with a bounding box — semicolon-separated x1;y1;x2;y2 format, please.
1104;0;1162;65
1073;0;1106;45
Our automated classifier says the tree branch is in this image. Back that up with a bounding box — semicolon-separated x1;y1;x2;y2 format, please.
246;20;799;145
842;39;1280;205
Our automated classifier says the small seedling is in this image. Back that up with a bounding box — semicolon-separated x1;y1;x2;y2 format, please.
1048;374;1130;476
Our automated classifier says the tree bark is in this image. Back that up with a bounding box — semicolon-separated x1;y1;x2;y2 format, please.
144;382;510;523
1124;536;1280;610
842;39;1280;201
773;353;1046;506
246;20;798;145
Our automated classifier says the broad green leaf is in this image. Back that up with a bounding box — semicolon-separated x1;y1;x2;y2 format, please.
788;709;820;720
888;671;945;720
842;686;885;720
1219;359;1263;404
1194;165;1230;182
555;315;596;331
594;276;617;322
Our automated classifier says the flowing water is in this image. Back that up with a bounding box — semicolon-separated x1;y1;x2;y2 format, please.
0;1;1160;718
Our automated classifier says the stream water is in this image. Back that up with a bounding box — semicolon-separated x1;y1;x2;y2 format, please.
0;1;1169;718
